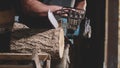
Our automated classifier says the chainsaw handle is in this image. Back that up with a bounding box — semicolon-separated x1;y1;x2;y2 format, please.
53;7;86;19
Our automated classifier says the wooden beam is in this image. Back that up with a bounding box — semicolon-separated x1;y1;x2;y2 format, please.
0;65;33;68
0;53;51;60
104;0;119;68
0;53;51;68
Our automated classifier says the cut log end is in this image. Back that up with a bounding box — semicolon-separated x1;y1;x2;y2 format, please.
58;28;64;58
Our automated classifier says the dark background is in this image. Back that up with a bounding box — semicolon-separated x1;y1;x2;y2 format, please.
72;0;105;68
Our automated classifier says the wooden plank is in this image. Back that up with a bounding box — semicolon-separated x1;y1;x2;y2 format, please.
0;65;33;68
0;53;51;68
104;0;119;68
0;53;51;60
46;60;51;68
32;52;42;68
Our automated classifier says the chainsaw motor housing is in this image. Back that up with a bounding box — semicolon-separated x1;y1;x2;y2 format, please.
54;7;86;39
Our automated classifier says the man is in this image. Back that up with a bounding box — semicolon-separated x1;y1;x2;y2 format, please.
18;0;87;68
19;0;87;28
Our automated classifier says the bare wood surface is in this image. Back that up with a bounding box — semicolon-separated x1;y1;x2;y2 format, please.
46;60;51;68
0;65;33;68
32;50;42;68
0;53;51;60
10;23;64;59
0;53;51;68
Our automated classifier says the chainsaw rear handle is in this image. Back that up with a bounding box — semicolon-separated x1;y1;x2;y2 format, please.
54;7;86;31
53;7;86;20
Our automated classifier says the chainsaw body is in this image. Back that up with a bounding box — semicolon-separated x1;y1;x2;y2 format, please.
54;7;85;39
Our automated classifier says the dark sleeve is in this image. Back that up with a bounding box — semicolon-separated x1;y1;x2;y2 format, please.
13;0;23;15
0;0;15;10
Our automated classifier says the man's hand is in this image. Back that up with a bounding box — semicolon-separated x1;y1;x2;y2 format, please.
21;0;62;16
54;7;85;19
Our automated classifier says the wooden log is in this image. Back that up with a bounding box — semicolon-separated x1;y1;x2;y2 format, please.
10;23;65;59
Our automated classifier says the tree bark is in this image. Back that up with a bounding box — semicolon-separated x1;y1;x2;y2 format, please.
10;23;65;59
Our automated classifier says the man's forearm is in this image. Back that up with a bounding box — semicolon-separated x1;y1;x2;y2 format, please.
21;0;62;16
